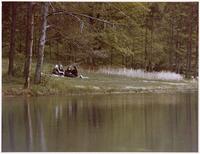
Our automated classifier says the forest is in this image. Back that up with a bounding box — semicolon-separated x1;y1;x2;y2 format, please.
2;2;198;90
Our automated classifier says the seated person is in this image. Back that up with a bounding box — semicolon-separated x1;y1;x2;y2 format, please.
65;66;78;77
52;64;64;76
71;66;78;77
58;64;64;72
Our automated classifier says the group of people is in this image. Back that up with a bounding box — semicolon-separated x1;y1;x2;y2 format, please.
52;64;78;78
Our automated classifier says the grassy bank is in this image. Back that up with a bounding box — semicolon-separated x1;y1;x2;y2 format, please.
2;59;198;96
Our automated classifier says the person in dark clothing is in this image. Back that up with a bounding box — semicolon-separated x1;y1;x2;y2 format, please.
52;64;64;76
64;66;78;77
71;66;78;77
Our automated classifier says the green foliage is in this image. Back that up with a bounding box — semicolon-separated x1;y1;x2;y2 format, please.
2;2;198;79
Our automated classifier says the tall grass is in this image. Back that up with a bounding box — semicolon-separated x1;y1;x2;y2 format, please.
97;68;184;81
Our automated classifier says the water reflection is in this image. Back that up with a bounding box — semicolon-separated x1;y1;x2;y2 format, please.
87;104;103;128
8;110;15;151
2;92;198;152
23;98;33;151
67;98;78;120
36;107;47;151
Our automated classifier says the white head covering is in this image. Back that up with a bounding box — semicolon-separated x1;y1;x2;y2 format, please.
59;64;63;69
55;64;59;69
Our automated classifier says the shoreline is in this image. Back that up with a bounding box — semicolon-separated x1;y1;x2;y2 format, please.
2;85;198;97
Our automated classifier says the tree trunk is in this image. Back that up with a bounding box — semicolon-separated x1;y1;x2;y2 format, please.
73;48;76;63
175;31;179;73
125;56;128;68
19;30;22;53
33;26;37;57
110;50;113;66
34;3;48;84
23;4;31;77
131;40;135;69
121;54;125;66
144;21;148;71
131;55;134;68
57;40;59;62
24;3;34;89
49;41;52;60
8;3;17;76
68;43;71;63
185;6;193;79
149;20;154;72
169;22;174;70
194;19;198;77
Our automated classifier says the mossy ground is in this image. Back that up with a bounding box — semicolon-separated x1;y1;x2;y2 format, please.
2;58;198;96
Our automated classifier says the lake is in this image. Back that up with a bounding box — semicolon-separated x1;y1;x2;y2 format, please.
2;91;198;152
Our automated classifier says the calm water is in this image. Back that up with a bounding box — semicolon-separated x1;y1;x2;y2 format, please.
2;91;198;152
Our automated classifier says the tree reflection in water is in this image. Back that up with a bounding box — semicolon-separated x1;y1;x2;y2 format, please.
8;110;15;151
36;108;47;151
87;104;102;128
23;98;33;151
2;92;198;152
67;98;78;120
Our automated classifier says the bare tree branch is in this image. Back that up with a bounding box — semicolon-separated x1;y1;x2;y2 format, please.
69;13;85;33
49;2;55;12
110;4;140;28
111;4;133;20
48;10;127;27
